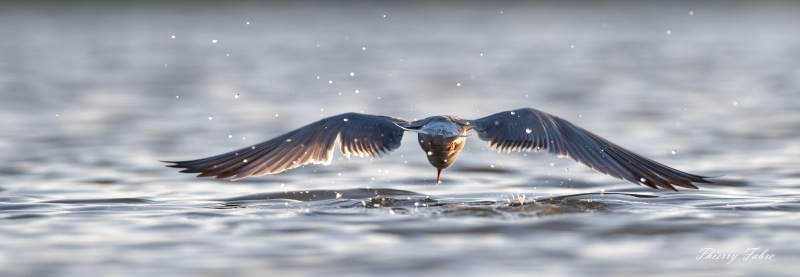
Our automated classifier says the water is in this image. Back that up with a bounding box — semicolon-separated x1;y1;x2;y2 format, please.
2;2;799;276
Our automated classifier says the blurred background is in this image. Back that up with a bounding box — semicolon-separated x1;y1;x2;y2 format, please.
1;1;799;276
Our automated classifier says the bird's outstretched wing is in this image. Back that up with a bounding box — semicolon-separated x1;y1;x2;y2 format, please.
461;108;712;191
163;113;407;180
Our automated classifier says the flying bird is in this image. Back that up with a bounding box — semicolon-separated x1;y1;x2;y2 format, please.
163;108;712;191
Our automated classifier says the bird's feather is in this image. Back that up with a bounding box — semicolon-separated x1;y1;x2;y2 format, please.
162;113;406;180
461;108;712;191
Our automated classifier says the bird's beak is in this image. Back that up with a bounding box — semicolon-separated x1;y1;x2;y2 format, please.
437;168;442;184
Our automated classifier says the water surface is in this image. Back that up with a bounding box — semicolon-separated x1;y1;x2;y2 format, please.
1;2;799;276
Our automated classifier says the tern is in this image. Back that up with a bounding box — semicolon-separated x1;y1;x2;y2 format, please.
163;108;711;191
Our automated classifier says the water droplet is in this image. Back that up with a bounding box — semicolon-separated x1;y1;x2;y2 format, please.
175;96;179;98
208;116;213;120
525;128;532;134
235;94;240;98
549;163;554;167
212;39;218;43
415;202;419;207
251;146;255;149
480;53;483;56
355;90;360;94
383;15;386;18
350;72;355;76
343;118;349;122
490;164;495;168
246;21;250;25
336;193;342;198
286;139;292;142
328;80;333;84
732;101;738;106
570;45;574;49
243;159;248;163
242;137;246;140
456;83;461;87
55;114;59;117
281;183;285;187
275;114;279;117
565;168;569;171
671;150;677;155
494;121;499;126
510;111;515;115
337;173;341;176
666;30;672;35
427;151;432;156
689;10;694;16
640;178;646;182
600;189;605;195
362;46;366;50
171;35;176;39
